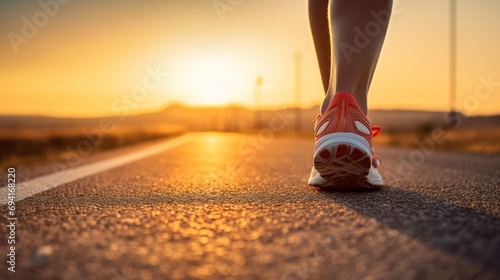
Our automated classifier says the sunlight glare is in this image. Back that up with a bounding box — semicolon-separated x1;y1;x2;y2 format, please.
184;56;245;106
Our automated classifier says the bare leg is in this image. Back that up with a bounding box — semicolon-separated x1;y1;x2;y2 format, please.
309;0;331;94
310;0;393;114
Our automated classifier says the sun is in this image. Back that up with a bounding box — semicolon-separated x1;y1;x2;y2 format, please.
184;56;246;106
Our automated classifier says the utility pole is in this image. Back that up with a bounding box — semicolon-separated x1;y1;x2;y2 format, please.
295;52;302;132
449;0;458;126
254;75;263;130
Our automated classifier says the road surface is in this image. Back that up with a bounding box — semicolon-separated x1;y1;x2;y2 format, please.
1;132;499;280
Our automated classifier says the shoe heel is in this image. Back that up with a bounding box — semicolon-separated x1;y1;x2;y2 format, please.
313;142;371;189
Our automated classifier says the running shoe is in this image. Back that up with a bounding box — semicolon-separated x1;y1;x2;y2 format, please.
308;92;383;189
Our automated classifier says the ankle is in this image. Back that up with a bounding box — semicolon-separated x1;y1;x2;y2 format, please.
320;88;335;113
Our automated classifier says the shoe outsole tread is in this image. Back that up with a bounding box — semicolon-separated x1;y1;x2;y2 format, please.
313;143;381;190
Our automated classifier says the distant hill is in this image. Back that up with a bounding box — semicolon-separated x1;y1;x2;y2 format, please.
1;105;499;133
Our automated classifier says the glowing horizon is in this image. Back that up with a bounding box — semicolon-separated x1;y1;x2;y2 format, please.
1;0;500;118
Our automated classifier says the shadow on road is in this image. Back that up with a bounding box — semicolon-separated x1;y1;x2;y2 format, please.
317;186;500;273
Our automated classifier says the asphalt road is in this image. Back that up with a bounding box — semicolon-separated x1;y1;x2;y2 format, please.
1;132;500;280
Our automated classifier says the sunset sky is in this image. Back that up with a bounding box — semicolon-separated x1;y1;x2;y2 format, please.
1;0;500;117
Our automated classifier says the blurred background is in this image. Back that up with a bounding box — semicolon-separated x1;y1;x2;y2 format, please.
1;0;499;167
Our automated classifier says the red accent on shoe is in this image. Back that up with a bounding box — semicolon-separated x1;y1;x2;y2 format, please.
319;149;331;159
314;92;372;145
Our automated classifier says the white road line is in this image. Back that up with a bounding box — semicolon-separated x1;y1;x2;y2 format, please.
0;134;192;206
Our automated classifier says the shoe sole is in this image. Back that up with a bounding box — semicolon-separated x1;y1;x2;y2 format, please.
313;133;377;190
